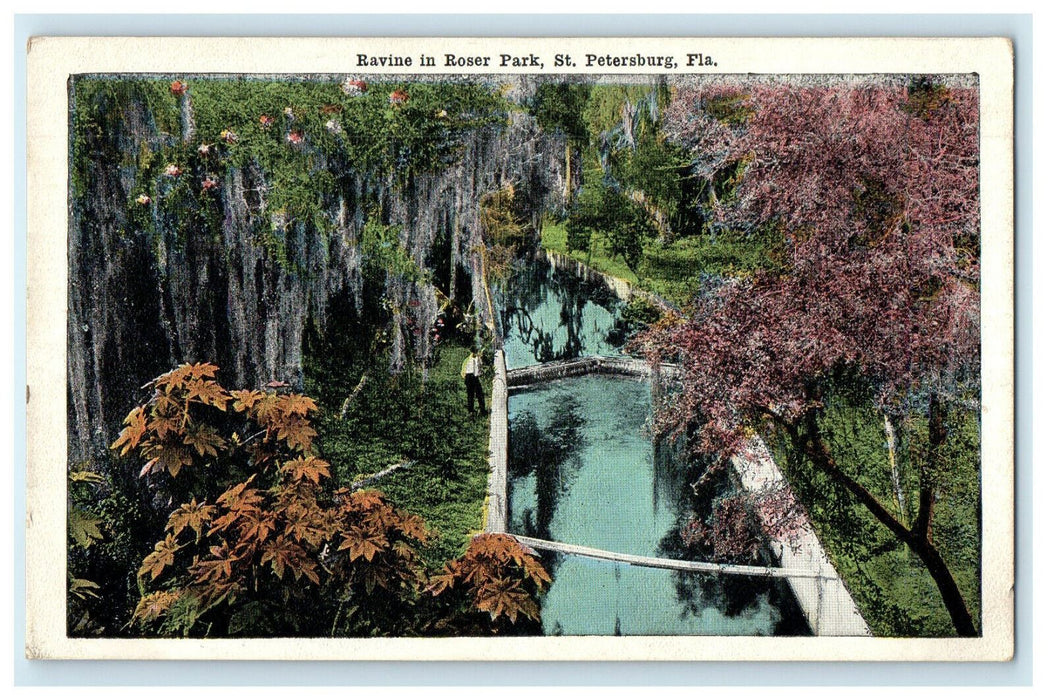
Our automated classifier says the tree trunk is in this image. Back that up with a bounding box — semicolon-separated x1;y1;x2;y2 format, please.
911;394;978;637
883;413;906;518
564;142;573;206
911;532;978;636
794;409;977;637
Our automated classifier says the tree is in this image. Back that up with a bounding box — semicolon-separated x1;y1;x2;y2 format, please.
109;362;549;636
638;80;980;635
530;82;591;205
567;184;657;275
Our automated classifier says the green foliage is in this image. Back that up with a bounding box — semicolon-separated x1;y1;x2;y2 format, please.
70;76;509;269
530;82;591;143
582;85;655;136
765;385;981;636
564;212;592;255
541;218;786;307
565;183;656;274
904;76;953;119
360;219;428;283
67;454;170;637
702;91;753;126
70;78;180;202
480;185;534;249
618;295;664;332
303;313;494;570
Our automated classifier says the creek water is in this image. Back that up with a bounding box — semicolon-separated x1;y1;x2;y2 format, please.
499;255;809;636
498;255;625;371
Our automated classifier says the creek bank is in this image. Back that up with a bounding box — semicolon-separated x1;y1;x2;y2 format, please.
542;249;679;315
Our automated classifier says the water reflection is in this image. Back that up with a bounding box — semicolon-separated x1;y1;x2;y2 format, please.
509;392;585;542
656;466;809;632
499;255;624;369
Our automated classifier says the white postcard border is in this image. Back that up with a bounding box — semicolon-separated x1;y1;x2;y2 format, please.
25;35;1015;662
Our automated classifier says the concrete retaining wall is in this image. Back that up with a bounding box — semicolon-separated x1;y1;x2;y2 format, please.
730;437;872;636
507;355;680;389
543;249;679;314
484;349;509;533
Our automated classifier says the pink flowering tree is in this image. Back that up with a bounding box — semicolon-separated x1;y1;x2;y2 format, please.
637;79;980;635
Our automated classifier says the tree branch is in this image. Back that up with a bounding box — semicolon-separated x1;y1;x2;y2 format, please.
794;410;912;544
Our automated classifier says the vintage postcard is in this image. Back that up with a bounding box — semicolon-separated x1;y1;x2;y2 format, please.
25;36;1014;661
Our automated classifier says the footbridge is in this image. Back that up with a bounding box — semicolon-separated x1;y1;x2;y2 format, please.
512;535;841;581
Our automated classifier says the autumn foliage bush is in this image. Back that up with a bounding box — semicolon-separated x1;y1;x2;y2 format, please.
98;362;548;637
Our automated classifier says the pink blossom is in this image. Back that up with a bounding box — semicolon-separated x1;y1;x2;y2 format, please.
636;80;980;457
163;164;182;177
286;131;304;145
341;78;367;96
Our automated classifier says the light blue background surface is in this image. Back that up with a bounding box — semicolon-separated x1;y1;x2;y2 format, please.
12;12;1033;686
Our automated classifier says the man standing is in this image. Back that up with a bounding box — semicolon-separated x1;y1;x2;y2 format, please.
461;346;486;415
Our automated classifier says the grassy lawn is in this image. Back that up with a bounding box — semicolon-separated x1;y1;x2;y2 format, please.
304;335;494;570
541;219;640;284
541;219;784;308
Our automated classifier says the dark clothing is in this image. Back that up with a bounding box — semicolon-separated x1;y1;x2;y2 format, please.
465;374;486;414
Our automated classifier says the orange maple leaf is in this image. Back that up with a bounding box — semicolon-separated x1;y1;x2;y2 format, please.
278;394;318;416
186;378;230;410
153;365;193;392
155;446;194;477
230;389;266;413
110;406;148;455
139;534;181;581
259;536;300;580
275;415;317;452
146;411;181;441
166;498;217;538
133;589;183;623
474;578;532;623
187;362;219;379
183;423;226;457
337;525;389;563
279;456;331;484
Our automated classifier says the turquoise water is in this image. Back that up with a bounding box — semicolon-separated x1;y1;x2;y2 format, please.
508;376;804;635
498;256;624;370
